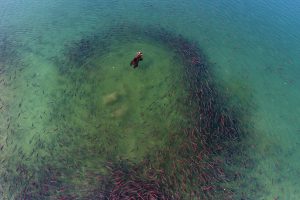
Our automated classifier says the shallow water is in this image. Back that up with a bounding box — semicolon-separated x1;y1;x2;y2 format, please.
1;0;300;199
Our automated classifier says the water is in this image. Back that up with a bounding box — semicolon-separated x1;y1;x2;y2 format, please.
1;0;300;199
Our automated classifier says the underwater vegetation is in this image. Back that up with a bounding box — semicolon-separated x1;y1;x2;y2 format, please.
0;25;260;200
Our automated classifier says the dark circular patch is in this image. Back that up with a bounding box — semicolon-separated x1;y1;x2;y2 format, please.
17;25;257;200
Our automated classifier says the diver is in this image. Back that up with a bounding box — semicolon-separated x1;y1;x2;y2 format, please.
130;51;143;68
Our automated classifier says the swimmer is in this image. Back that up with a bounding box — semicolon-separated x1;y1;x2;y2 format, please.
130;51;143;68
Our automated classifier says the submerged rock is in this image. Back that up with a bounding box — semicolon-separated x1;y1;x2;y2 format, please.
111;105;128;118
103;91;119;105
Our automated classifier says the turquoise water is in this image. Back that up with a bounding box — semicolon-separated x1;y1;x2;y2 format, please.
1;0;300;199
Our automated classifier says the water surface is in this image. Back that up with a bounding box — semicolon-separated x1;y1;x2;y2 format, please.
1;0;300;199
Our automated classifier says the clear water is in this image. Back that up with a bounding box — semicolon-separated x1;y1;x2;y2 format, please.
1;0;300;199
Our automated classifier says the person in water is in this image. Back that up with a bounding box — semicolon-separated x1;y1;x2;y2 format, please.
130;51;143;68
